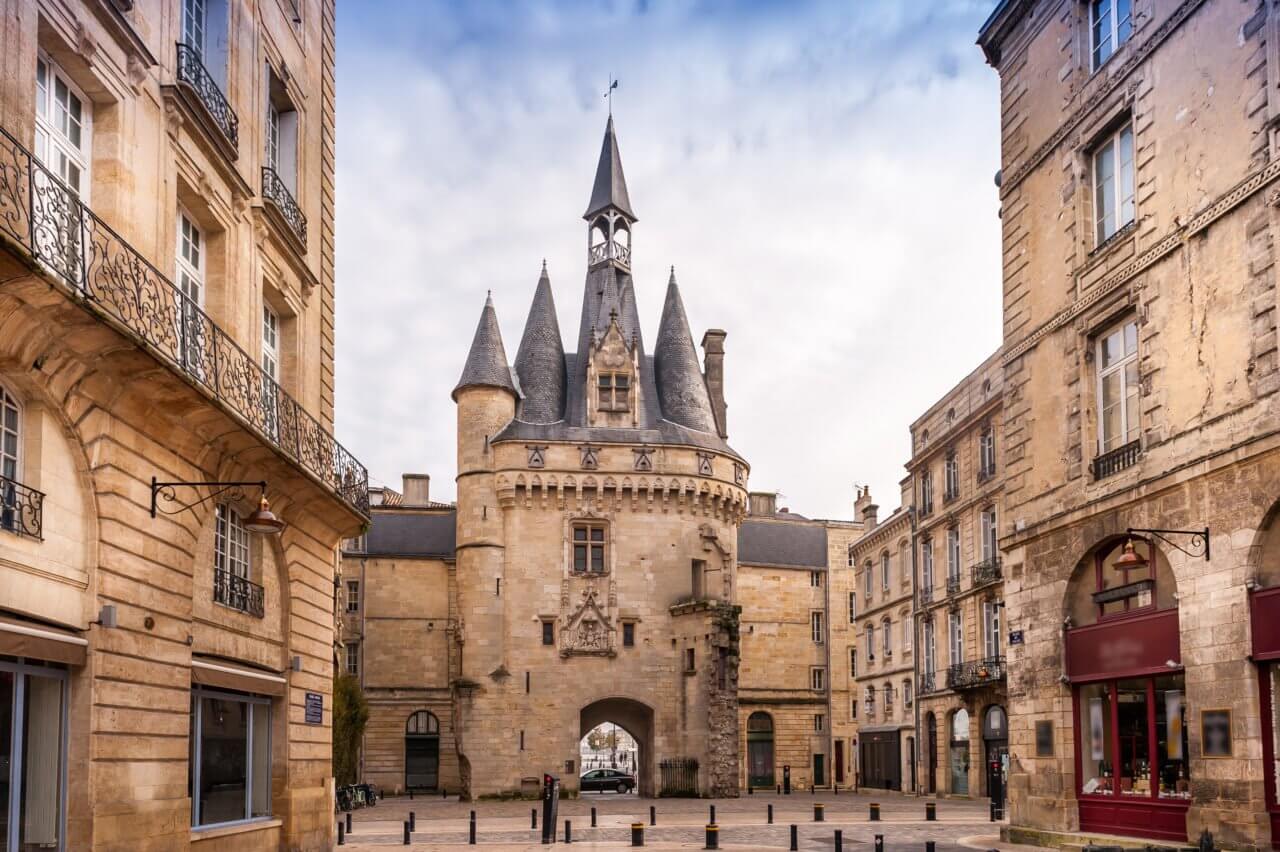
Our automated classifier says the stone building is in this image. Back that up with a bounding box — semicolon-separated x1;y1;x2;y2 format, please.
979;0;1280;846
0;1;366;850
848;491;917;792
907;350;1006;800
736;491;863;792
450;116;750;798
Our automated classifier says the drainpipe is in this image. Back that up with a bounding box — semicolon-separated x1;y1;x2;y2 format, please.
910;506;921;796
824;554;833;789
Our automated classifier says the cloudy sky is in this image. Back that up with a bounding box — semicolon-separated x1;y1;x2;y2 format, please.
333;0;1003;520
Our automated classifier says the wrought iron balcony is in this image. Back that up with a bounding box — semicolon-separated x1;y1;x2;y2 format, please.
971;557;1002;587
262;167;307;246
175;43;239;149
1091;439;1141;480
589;240;631;268
214;567;265;618
918;671;937;695
0;126;369;516
0;476;44;541
919;497;933;518
943;486;960;503
946;574;961;596
977;464;996;484
920;583;934;605
946;657;1006;690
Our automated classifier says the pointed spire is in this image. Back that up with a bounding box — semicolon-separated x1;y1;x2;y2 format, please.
513;264;567;423
653;269;717;433
584;115;636;221
453;293;517;401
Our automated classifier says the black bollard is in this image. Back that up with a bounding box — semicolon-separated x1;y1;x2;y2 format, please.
768;804;774;824
337;821;345;845
710;805;716;825
814;803;825;822
790;824;799;851
834;783;839;796
592;806;598;827
650;804;656;826
380;789;385;801
990;800;998;822
565;819;571;844
345;811;352;834
409;811;416;832
403;820;410;846
870;802;881;821
777;784;782;795
748;784;754;795
632;822;645;847
409;788;414;800
926;801;936;821
706;824;719;850
874;834;884;852
927;843;936;852
469;810;476;845
442;786;447;798
835;829;843;852
532;808;538;830
811;783;815;796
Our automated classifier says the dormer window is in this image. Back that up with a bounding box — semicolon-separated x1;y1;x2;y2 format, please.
598;372;630;411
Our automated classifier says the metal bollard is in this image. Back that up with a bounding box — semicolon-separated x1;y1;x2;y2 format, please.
706;824;719;850
442;786;447;798
748;784;754;794
345;811;352;834
927;842;936;852
409;811;416;832
814;803;825;822
469;811;476;845
409;788;414;800
834;783;839;796
777;784;782;794
532;808;538;829
337;821;345;845
632;822;645;847
565;819;572;844
926;801;936;821
403;820;410;846
768;803;774;824
710;805;716;825
875;834;884;852
990;801;999;821
592;806;598;827
835;829;843;852
811;783;815;796
870;802;881;821
790;824;799;852
650;805;656;826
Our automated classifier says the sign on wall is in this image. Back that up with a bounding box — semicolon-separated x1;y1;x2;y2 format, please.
305;691;323;725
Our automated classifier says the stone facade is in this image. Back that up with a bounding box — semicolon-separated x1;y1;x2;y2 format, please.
907;351;1006;800
979;0;1280;847
0;1;365;850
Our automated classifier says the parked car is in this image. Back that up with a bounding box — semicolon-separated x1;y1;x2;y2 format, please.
580;768;635;793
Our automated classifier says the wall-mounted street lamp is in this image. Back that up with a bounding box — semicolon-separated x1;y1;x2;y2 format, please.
149;477;285;535
1117;527;1210;566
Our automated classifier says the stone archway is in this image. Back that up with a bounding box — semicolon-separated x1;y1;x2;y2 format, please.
580;697;655;797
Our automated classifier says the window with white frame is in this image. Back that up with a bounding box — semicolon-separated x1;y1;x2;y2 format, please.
919;470;933;513
979;424;996;477
1090;0;1132;70
923;618;936;676
921;537;934;592
881;552;891;591
882;616;892;657
899;541;910;585
984;599;1002;659
266;68;300;193
346;641;359;676
944;450;959;499
262;305;280;382
811;667;825;691
214;504;250;579
903;678;913;707
980;507;997;562
864;561;873;598
191;687;271;827
345;579;359;613
177;211;205;307
903;616;912;651
848;592;856;624
1;385;19;484
949;610;964;666
1096;318;1140;453
865;623;875;661
810;570;822;587
35;54;91;200
883;682;894;713
811;611;824;644
1093;123;1134;244
947;527;960;581
813;714;824;732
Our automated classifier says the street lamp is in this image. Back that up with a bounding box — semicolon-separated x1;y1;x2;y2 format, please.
150;477;285;535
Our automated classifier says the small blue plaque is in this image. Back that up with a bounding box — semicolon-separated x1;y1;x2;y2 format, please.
1008;629;1024;645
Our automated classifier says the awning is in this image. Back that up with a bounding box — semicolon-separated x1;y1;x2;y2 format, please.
1250;586;1280;661
191;655;287;697
1065;607;1180;682
0;613;87;666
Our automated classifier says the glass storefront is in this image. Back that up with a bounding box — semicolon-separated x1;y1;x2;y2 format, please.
1075;674;1188;801
950;708;970;795
1;660;68;852
189;687;272;828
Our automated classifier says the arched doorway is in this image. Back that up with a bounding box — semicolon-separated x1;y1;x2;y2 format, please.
925;713;937;794
950;708;970;795
579;697;655;797
405;710;440;791
746;712;774;788
982;705;1007;798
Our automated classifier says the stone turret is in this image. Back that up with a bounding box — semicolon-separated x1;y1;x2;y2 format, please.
654;269;718;434
513;264;566;424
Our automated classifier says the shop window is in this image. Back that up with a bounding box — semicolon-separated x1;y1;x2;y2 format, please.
191;687;271;827
950;708;970;795
1068;536;1171;625
1;662;68;850
573;522;607;574
1077;675;1188;800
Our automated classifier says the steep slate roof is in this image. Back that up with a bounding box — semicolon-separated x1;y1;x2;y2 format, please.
453;294;517;400
513;265;567;423
584;115;636;221
365;510;457;558
653;270;718;433
738;518;829;568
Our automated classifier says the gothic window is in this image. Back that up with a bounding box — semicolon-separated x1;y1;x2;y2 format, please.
1090;0;1132;70
597;373;631;411
1093;123;1135;244
697;453;713;476
572;522;607;574
527;445;547;468
579;445;599;470
633;448;653;472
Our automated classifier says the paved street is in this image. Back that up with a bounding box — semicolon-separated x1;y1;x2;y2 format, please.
339;790;1034;850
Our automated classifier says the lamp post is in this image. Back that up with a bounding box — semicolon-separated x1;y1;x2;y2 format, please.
149;477;285;534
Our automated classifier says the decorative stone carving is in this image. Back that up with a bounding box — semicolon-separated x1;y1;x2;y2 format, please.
580;445;600;470
527;445;547;468
560;585;615;657
697;452;713;476
633;447;653;472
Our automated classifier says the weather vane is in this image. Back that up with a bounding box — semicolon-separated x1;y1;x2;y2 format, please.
605;76;618;115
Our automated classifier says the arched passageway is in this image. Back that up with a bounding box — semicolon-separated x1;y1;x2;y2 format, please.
579;697;655;797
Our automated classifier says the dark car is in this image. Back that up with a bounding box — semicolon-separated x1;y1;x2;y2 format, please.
580;768;635;793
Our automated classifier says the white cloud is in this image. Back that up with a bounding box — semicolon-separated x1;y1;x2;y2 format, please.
335;0;1003;518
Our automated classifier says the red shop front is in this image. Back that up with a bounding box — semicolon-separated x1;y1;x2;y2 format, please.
1251;586;1280;849
1066;540;1189;843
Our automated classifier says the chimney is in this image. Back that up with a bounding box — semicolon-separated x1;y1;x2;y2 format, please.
402;473;431;507
701;329;728;438
748;491;777;517
862;503;879;530
854;486;878;528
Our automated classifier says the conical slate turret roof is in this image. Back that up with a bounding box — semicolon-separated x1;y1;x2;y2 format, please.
653;269;717;433
513;264;567;423
584;115;636;221
453;293;517;400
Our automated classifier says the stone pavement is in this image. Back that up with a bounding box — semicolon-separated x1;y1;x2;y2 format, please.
338;791;1046;851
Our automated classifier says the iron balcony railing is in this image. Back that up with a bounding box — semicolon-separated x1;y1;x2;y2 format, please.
971;557;1002;587
1091;439;1141;480
0;475;44;541
943;485;959;503
977;464;996;484
918;671;937;695
175;43;239;149
588;240;631;268
0;126;369;516
920;583;934;605
946;574;961;596
213;567;265;618
262;167;307;246
946;657;1006;690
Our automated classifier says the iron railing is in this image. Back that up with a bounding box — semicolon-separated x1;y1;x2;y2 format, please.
0;126;369;516
262;166;307;246
946;657;1006;690
213;567;265;617
1091;439;1141;480
946;574;961;596
943;485;959;503
971;557;1002;587
920;584;934;604
977;463;996;483
589;240;631;268
919;671;937;695
175;43;239;149
0;475;44;541
658;757;698;797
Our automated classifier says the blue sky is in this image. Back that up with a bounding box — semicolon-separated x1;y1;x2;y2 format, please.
333;0;1003;520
